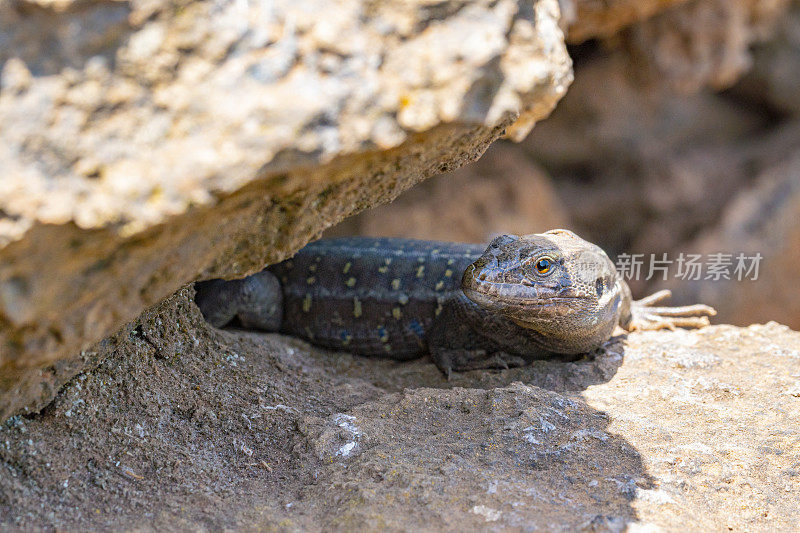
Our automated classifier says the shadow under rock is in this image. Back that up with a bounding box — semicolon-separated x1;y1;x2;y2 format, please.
0;285;650;531
248;329;653;529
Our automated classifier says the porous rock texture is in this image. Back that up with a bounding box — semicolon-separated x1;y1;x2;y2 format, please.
2;288;799;530
0;0;573;420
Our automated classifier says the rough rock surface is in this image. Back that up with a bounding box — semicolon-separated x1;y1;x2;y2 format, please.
1;287;798;530
0;0;573;419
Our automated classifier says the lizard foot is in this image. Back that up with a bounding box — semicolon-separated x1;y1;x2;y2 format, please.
432;349;528;377
628;290;717;331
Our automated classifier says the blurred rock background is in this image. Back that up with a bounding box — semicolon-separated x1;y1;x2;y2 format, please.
330;0;800;329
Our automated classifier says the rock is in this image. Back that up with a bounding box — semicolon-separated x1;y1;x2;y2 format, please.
625;0;790;92
560;0;791;93
0;0;573;419
1;288;798;529
518;49;800;329
657;147;800;329
522;52;769;255
325;141;568;243
733;3;800;116
563;0;691;42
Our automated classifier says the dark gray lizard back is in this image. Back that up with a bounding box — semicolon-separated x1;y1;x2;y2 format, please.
270;237;483;359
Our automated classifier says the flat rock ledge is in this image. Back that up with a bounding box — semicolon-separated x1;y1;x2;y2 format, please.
1;288;798;530
0;0;572;420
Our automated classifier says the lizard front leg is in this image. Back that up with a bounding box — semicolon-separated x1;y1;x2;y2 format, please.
427;295;536;375
626;289;717;331
195;270;283;331
432;348;529;377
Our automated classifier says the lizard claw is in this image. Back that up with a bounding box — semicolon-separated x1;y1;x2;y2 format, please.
628;291;716;332
432;348;527;373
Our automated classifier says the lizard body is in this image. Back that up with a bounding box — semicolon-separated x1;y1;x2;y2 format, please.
196;230;715;373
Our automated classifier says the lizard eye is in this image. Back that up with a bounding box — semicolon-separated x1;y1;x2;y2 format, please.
534;257;553;275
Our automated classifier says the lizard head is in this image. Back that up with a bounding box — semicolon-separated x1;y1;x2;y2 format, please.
461;229;623;352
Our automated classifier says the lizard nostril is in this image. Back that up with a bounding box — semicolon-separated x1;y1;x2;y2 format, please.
478;272;487;281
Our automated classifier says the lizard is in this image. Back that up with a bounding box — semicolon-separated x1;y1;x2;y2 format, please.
195;229;716;374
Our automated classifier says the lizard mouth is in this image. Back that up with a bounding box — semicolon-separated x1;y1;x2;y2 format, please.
462;286;586;313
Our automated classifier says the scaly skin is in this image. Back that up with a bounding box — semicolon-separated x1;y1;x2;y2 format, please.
195;230;716;374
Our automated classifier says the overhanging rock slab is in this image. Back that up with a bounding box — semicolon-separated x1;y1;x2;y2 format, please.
0;0;572;419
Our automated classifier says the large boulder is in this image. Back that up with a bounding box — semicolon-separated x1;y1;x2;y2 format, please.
0;0;573;420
